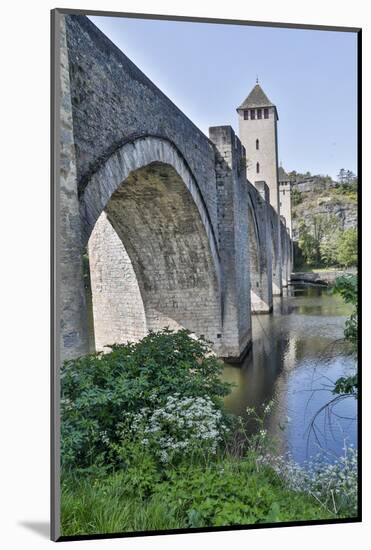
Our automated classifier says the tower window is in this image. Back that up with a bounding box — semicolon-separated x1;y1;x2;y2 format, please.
256;162;260;174
257;108;262;119
256;139;259;150
250;109;255;120
264;108;269;119
244;110;249;120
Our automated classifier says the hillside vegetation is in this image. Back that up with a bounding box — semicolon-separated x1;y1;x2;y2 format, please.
289;169;357;270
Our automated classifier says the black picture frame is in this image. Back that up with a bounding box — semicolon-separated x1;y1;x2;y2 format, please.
51;7;362;542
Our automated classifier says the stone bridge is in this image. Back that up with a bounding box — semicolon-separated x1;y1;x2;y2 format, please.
58;14;293;363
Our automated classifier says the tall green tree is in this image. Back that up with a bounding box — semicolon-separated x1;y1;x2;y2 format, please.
336;228;357;268
298;215;340;267
337;168;347;184
320;229;342;266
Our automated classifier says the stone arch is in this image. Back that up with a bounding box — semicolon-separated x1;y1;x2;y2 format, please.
270;212;282;296
87;212;147;350
280;219;290;288
247;197;271;313
248;203;261;309
81;135;223;352
80;136;219;264
280;219;289;287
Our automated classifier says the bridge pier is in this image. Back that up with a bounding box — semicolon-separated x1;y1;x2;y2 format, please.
250;181;273;313
271;216;283;296
280;216;289;287
58;16;90;361
209;126;252;361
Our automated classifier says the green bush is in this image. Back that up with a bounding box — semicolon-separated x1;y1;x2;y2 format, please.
61;329;231;472
291;188;303;206
332;274;358;396
332;274;358;350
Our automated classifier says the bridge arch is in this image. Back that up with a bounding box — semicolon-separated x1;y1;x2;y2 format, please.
269;212;282;296
248;202;262;310
82;135;223;352
280;218;290;288
247;190;272;313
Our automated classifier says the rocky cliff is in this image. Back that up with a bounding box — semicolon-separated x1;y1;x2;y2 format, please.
290;175;357;241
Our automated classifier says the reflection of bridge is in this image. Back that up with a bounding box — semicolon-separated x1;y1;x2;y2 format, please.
57;14;293;362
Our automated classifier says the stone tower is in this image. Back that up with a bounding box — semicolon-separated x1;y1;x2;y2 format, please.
278;165;293;238
237;82;280;213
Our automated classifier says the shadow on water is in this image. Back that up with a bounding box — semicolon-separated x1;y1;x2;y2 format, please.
222;284;357;464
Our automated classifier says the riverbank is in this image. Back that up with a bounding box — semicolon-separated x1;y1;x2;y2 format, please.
61;451;338;536
290;269;356;285
60;311;358;536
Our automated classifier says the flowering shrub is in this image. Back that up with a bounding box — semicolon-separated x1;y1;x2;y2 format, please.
234;401;357;517
259;444;358;516
119;394;228;464
61;329;231;470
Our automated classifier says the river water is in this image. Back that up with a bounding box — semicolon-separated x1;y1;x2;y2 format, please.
221;284;357;465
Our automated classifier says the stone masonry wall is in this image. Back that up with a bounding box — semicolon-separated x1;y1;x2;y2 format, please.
64;15;220;241
209;126;251;360
58;14;293;362
59;15;89;360
249;181;273;312
88;212;147;350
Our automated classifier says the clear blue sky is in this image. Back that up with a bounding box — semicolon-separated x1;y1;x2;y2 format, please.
90;15;358;180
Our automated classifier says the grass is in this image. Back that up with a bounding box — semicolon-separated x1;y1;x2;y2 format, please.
61;454;335;536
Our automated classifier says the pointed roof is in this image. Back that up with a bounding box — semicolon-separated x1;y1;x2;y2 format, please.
278;166;290;182
237;83;278;119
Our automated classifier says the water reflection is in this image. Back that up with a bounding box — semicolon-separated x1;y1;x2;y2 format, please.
222;284;357;464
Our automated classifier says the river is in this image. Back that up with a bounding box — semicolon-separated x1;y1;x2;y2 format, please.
221;284;357;465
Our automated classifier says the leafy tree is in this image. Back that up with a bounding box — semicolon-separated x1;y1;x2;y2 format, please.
298;223;318;265
337;168;357;186
336;228;357;268
288;170;297;183
337;168;347;184
345;170;356;184
291;188;303;206
298;215;340;267
320;229;342;267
